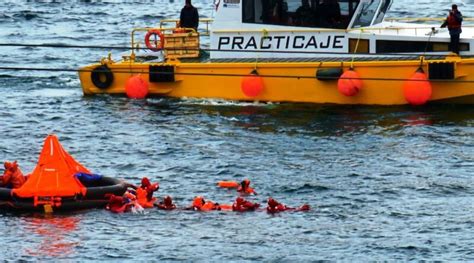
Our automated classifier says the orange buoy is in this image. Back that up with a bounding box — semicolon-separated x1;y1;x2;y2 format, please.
217;181;239;188
403;68;432;106
241;70;264;98
337;69;363;96
125;75;149;99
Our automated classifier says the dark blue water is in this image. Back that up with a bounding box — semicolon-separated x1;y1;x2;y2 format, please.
0;1;473;261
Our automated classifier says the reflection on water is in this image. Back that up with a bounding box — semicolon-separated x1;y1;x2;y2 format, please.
22;214;79;258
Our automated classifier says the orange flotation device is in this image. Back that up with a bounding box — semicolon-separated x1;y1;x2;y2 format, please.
217;181;239;188
218;204;233;211
136;187;156;208
201;201;217;211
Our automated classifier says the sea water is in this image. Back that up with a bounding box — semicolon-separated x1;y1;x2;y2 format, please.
0;0;473;260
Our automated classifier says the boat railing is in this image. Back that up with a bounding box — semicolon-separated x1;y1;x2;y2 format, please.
130;27;200;60
159;18;213;36
213;23;474;37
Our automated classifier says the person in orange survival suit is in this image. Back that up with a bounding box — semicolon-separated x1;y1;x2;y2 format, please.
105;194;132;213
0;161;27;189
266;197;310;213
237;179;257;195
188;196;222;211
136;177;159;208
156;196;177;210
232;197;260;212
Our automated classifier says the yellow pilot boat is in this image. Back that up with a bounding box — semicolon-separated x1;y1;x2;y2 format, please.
78;0;474;105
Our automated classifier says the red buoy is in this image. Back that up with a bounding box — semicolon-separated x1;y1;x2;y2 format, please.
403;69;432;106
337;69;363;96
125;75;149;99
241;70;264;98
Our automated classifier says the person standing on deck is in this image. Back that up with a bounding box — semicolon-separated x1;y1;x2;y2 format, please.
179;0;199;31
441;4;463;55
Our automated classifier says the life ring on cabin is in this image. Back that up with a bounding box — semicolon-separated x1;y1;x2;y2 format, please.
91;65;114;89
145;29;165;52
0;177;127;211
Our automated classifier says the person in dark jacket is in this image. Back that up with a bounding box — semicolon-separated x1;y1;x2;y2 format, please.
441;4;463;54
180;0;199;31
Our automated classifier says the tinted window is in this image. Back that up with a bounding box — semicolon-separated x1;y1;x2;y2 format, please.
242;0;359;29
352;0;380;28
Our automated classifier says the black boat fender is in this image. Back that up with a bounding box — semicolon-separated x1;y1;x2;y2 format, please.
91;65;114;89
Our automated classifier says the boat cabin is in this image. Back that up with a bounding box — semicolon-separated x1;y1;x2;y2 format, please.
209;0;474;59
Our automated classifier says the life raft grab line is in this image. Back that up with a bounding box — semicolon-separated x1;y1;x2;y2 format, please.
1;42;466;57
1;66;474;83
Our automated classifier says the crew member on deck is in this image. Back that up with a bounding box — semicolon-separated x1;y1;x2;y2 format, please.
180;0;199;31
295;0;313;27
0;161;26;189
319;0;341;28
441;4;463;54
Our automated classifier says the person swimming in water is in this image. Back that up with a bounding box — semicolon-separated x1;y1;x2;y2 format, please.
136;177;159;208
237;179;257;195
105;191;143;214
1;161;27;189
266;197;310;213
188;196;223;211
232;197;260;212
156;195;177;210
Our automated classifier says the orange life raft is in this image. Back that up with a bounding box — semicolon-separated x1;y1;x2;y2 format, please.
0;135;127;212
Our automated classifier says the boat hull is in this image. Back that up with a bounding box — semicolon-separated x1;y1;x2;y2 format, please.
78;57;474;105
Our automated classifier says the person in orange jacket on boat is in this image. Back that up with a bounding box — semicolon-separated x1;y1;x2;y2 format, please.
441;4;463;54
136;177;159;208
156;195;177;210
266;197;310;213
1;161;27;189
232;197;260;212
237;179;257;195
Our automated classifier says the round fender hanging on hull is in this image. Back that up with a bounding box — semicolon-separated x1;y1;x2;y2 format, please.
91;65;114;89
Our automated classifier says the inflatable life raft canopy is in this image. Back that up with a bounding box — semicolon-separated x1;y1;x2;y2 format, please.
12;134;90;198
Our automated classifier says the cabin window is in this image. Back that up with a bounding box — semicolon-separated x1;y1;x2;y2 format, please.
242;0;360;29
373;0;391;25
352;0;380;28
376;40;470;53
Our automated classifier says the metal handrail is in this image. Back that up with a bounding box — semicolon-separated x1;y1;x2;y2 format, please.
212;24;474;37
159;18;213;36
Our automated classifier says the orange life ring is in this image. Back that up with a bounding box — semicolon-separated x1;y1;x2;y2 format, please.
145;30;164;52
